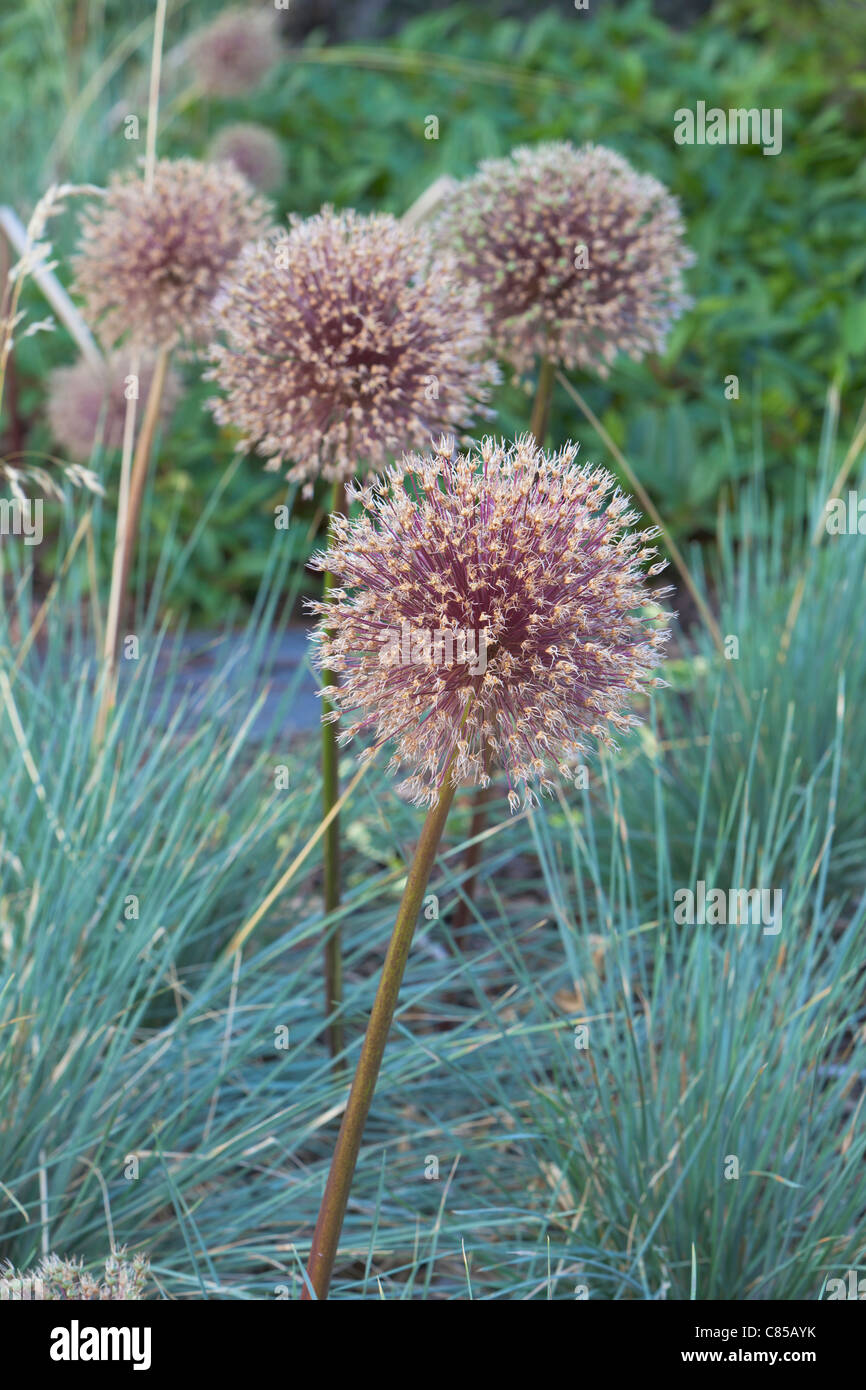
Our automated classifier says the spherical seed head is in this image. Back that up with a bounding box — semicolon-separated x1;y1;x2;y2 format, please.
47;352;182;463
207;207;499;492
435;142;693;379
72;158;274;350
309;435;672;809
189;6;280;97
208;123;285;192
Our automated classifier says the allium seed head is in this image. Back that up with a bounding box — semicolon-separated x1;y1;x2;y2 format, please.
48;352;181;462
207;207;499;492
72;159;274;350
436;142;693;378
309;435;672;809
208;123;285;192
189;6;280;97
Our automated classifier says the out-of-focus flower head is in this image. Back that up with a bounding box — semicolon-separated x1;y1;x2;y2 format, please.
72;158;273;350
189;6;281;97
48;352;181;462
435;141;693;379
208;123;285;192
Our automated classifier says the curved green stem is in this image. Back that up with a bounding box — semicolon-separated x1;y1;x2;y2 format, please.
303;780;458;1300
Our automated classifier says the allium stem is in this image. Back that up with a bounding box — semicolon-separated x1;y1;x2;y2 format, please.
116;347;171;621
95;346;170;743
529;356;555;444
322;482;348;1068
303;779;458;1300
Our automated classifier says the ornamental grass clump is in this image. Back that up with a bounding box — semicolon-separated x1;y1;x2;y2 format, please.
208;207;498;1062
303;434;671;1299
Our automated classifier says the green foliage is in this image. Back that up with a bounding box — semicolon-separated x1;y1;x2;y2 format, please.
3;1;866;613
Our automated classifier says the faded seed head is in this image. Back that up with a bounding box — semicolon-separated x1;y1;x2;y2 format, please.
188;6;281;97
309;434;673;809
435;141;693;379
72;158;274;350
208;123;285;192
206;207;499;492
48;352;182;462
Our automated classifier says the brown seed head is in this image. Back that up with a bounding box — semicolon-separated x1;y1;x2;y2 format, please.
72;158;274;350
207;207;499;491
435;141;693;378
309;435;672;808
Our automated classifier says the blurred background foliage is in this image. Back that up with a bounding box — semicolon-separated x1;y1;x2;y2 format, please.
2;0;865;619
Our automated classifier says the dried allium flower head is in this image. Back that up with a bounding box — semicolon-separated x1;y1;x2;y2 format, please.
207;207;499;493
309;435;672;808
208;122;285;192
435;141;693;378
48;352;181;462
72;158;273;350
189;5;280;96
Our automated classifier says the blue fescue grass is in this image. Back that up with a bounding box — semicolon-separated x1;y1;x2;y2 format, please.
0;408;864;1298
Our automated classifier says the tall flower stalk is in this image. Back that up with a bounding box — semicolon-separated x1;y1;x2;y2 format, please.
73;154;272;736
303;435;671;1296
207;208;497;1061
304;778;457;1297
